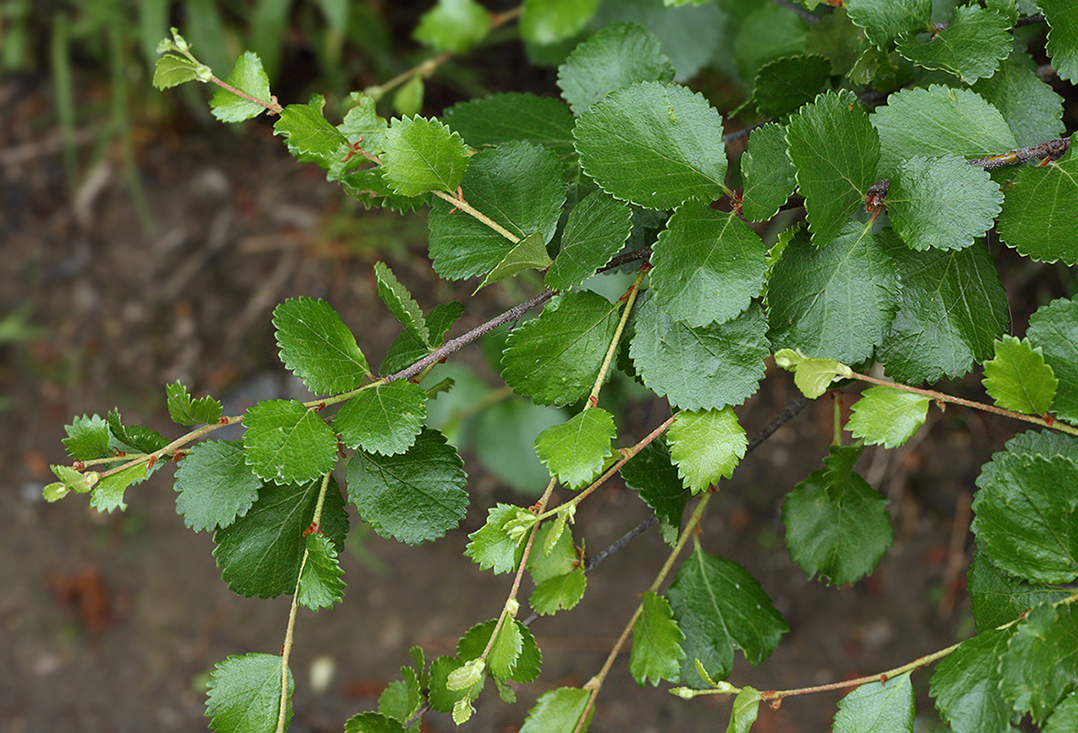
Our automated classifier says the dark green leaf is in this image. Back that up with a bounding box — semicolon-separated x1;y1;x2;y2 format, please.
1040;0;1078;83
1045;694;1078;733
740;123;796;223
376;666;422;723
335;381;426;456
896;5;1011;83
273;297;369;394
413;0;490;54
107;408;168;454
973;56;1066;147
996;149;1078;266
374;261;429;346
751;55;832;118
63;414;111;461
834;673;915;733
166;381;223;426
847;0;930;48
620;438;691;531
968;554;1070;633
205;653;292;733
458;618;542;683
381;116;469;196
344;712;406;733
1000;603;1078;724
274;94;348;170
297;533;345;610
174;440;261;531
667;407;746;493
475;231;552;291
519;687;592;733
630;592;685;686
782;445;894;586
649;204;767;327
381;301;464;376
534;408;616;489
930;626;1017;733
209;51;271;122
847;386;930;449
442;93;576;168
983;336;1058;415
545;190;633;291
803;7;864;77
1027;296;1078;424
574;82;727;211
243;399;338;485
346;427;467;545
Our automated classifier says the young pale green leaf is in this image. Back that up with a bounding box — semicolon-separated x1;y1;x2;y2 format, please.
630;592;685;686
982;336;1058;415
1039;0;1078;83
782;445;894;586
520;0;598;44
90;462;147;513
667;550;788;687
846;0;930;48
786;90;880;247
428;656;482;713
63;414;111;461
534;408;616;489
209;51;272;122
344;712;406;733
740;123;796;222
213;478;348;598
346;427;467;545
930;626;1017;733
788;356;850;399
428;142;565;281
847;386;930;449
1027;296;1078;424
376;666;422;724
457;618;542;683
556;22;675;115
465;504;531;573
166;381;223;426
751;55;832;118
174;440;261;531
996;149;1078;266
768;223;900;365
334;381;426;456
725;687;761;733
879;238;1009;384
649;204;767;327
297;533;346;610
531;568;586;615
502;291;620;407
393;75;424;119
519;687;592;733
1045;694;1078;733
243;399;337;485
631;294;769;411
870;85;1016;178
620;438;692;532
274;95;348;170
107;408;168;454
153;53;211;90
488;618;525;679
968;554;1071;633
442;93;576;168
574;82;727;211
205;653;292;733
413;0;490;53
896;5;1011;83
381;116;469;197
475;232;552;292
374;262;429;346
973;56;1066;147
667;408;746;493
528;521;577;583
1000;603;1078;725
834;673;915;733
887;155;1003;251
545;190;633;291
971;452;1078;584
273;297;369;394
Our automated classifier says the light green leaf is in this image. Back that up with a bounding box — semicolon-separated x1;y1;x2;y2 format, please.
1039;0;1078;83
973;56;1066;147
465;504;532;574
779;355;850;400
667;408;746;493
740;123;796;223
374;261;429;346
297;533;345;610
381;116;470;196
413;0;491;53
545;190;633;291
531;567;587;615
1045;692;1078;733
896;5;1011;83
983;336;1058;416
243;399;338;485
996;149;1078;266
520;0;599;44
834;673;914;733
476;231;552;291
1027;296;1078;424
457;618;542;684
209;51;271;122
205;653;292;733
336;93;388;158
535;408;616;489
153;53;211;90
90;462;147;513
273;297;369;394
847;0;930;48
847;386;930;449
725;687;761;733
930;626;1017;733
174;440;261;531
376;665;422;724
335;381;426;456
1000;603;1078;725
166;381;223;426
520;687;593;733
630;592;685;686
273;95;348;170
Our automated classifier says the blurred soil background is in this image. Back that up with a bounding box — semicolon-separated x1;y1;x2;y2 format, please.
1;2;1075;732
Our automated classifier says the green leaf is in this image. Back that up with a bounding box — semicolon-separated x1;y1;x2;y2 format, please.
973;56;1066;147
63;414;111;461
458;618;542;683
574;82;727;211
519;687;592;733
153;53;211;90
428;656;482;713
1045;693;1078;733
520;0;598;44
545;190;633;291
751;55;832;118
535;408;616;489
209;51;271;122
593;0;726;80
667;407;746;493
767;223;900;365
374;261;429;346
725;687;761;733
205;653;292;733
996;149;1078;266
930;626;1017;733
243;399;338;485
297;532;345;610
273;297;369;394
556;22;675;115
740;123;796;223
488;619;524;679
166;381;223;426
413;0;490;53
529;520;577;583
968;554;1071;633
774;351;851;399
630;592;685;686
879;239;1009;383
1027;297;1078;424
782;445;894;585
1040;0;1078;83
1000;603;1078;724
502;291;620;407
869;85;1016;178
428;142;565;281
345;712;406;733
667;550;788;686
174;440;261;531
336;93;387;159
972;451;1078;584
376;666;422;724
896;5;1011;83
346;427;468;545
90;462;147;513
847;386;930;449
213;478;348;598
335;381;426;456
465;504;532;573
620;438;692;532
847;0;930;48
887;155;1003;251
381;301;464;376
650;204;767;327
476;231;553;291
630;293;770;410
381;116;470;196
834;673;915;733
803;7;864;77
530;568;587;615
107;408;168;454
442;93;576;168
786;90;880;247
983;336;1058;415
273;95;348;170
393;76;424;119
473;399;568;493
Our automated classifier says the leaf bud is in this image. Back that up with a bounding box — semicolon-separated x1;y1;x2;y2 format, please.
43;482;69;502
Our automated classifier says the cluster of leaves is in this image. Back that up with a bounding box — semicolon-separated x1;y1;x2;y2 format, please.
48;1;1078;732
